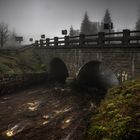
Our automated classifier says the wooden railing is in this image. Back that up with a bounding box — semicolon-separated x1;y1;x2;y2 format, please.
35;30;140;48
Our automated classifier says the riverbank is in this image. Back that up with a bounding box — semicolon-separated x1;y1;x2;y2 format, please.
88;78;140;140
0;48;46;74
0;84;105;140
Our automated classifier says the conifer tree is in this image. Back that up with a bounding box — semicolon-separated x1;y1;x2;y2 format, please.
69;26;75;36
136;8;140;31
100;9;113;32
136;20;140;30
103;9;112;24
80;12;91;34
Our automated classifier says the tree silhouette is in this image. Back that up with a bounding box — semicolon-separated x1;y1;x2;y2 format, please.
7;30;18;48
100;9;113;32
136;8;140;31
69;26;75;36
103;9;112;23
136;20;140;30
69;26;79;36
0;23;9;48
80;12;91;34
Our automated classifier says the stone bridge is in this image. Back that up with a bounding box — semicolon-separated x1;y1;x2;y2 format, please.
34;30;140;88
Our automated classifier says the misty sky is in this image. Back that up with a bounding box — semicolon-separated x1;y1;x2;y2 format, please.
0;0;140;44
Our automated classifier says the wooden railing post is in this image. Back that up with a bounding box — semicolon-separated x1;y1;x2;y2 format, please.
54;37;58;47
98;32;104;45
35;40;39;47
65;36;69;46
79;34;85;45
40;39;43;47
123;29;130;45
46;38;50;47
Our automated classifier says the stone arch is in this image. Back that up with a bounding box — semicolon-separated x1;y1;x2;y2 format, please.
49;57;69;83
76;60;120;88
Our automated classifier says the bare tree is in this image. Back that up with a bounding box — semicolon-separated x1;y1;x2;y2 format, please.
7;29;18;48
0;23;9;48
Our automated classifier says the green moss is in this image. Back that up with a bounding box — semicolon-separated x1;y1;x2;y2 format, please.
0;48;46;74
88;79;140;140
89;125;108;140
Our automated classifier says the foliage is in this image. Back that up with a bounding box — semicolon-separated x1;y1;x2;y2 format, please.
100;9;114;32
80;12;92;35
103;9;112;24
88;79;140;140
0;48;46;74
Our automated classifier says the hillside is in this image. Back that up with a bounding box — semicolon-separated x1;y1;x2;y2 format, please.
88;79;140;140
0;49;46;74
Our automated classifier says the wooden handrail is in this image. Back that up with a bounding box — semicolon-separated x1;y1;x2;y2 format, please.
35;30;140;48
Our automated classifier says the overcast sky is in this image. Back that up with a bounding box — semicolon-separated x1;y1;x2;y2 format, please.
0;0;140;43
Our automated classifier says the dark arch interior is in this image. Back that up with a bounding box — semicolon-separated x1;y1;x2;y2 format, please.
49;58;68;83
77;61;119;89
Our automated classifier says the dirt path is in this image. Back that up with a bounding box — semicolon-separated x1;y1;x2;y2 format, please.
0;84;101;140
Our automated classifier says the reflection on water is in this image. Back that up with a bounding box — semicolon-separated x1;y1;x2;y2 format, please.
5;121;30;137
65;119;71;124
6;129;14;137
43;115;49;119
42;121;50;125
27;101;41;111
61;117;73;129
54;107;72;114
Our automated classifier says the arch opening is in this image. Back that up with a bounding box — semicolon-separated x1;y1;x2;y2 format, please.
49;58;69;83
77;61;119;89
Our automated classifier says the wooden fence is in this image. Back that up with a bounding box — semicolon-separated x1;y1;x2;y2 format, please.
35;30;140;48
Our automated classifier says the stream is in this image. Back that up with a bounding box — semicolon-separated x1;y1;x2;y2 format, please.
0;84;105;140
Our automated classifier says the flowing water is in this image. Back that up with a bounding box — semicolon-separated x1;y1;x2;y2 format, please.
0;84;105;140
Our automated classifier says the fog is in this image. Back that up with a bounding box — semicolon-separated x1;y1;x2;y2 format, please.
0;0;140;44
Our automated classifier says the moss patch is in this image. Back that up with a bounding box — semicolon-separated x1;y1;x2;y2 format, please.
0;49;46;74
88;79;140;140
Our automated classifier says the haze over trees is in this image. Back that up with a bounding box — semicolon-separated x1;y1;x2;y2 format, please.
135;8;140;31
80;12;92;35
136;20;140;30
90;22;99;34
7;30;18;47
79;9;113;35
100;9;114;33
0;23;9;48
0;22;18;48
69;26;79;36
